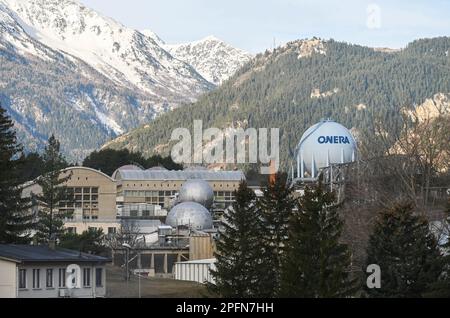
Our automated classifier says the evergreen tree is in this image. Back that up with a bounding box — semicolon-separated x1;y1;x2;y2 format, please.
209;181;270;297
280;180;356;298
34;135;71;243
17;152;45;184
424;199;450;298
0;105;35;243
59;228;107;256
258;172;295;296
365;202;444;298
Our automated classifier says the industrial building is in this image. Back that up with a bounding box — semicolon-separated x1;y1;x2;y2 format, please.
20;166;244;279
0;245;110;298
114;179;221;277
22;167;120;235
114;166;244;214
21;166;244;234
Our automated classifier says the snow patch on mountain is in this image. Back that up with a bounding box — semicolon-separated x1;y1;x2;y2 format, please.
141;29;165;46
166;35;252;85
2;0;212;99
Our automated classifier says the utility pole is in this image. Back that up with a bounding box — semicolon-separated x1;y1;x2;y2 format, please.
122;243;131;297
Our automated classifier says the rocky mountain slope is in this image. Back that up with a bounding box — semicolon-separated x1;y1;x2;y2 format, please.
2;0;212;98
103;37;450;170
0;0;251;160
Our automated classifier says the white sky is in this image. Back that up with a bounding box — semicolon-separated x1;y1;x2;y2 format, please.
80;0;450;53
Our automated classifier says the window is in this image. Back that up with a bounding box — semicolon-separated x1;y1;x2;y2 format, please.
108;227;116;234
32;269;40;289
83;268;91;287
95;268;103;287
58;268;66;288
46;269;53;288
91;209;99;220
67;227;77;234
91;187;98;194
19;269;26;289
130;210;138;217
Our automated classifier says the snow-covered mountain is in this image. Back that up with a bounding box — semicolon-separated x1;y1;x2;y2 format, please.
166;36;252;85
2;0;213;99
0;1;164;159
0;0;251;161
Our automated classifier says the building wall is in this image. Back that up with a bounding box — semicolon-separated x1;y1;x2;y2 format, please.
189;235;215;261
0;259;17;298
174;260;216;285
22;167;117;223
118;180;240;209
61;168;117;221
64;221;120;235
17;262;106;298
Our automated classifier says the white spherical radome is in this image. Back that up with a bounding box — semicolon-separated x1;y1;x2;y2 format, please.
178;179;214;208
296;120;357;176
166;202;213;230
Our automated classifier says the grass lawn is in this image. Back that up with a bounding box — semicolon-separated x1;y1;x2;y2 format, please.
105;265;212;298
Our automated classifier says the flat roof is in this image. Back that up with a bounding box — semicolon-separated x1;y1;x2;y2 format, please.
0;245;110;264
115;170;245;182
176;258;216;264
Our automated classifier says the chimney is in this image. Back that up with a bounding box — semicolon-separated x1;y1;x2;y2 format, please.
269;160;277;185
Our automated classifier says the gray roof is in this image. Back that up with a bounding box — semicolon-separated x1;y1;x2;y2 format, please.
0;245;110;264
115;169;245;182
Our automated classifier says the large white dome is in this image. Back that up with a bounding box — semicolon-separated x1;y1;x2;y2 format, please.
179;179;214;208
296;120;357;177
166;202;213;230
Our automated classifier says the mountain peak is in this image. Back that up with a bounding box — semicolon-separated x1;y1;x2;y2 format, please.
2;0;212;97
200;35;221;42
140;29;165;45
166;36;252;85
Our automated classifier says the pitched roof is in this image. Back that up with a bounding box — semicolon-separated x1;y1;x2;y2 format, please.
0;245;110;264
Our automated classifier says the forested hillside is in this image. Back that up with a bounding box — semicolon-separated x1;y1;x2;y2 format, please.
103;37;450;169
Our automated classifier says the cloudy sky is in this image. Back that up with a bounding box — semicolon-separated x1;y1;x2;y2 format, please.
80;0;450;53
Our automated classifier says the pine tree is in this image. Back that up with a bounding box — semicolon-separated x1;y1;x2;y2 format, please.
0;105;35;243
59;228;107;256
209;181;270;297
365;202;444;298
258;172;295;296
424;199;450;298
34;135;71;243
280;180;356;298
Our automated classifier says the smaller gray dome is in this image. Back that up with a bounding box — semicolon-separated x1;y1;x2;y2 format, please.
179;179;214;208
166;202;213;230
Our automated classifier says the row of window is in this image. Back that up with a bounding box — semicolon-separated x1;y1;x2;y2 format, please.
124;190;177;198
18;267;103;290
213;191;235;200
121;183;237;190
66;227;117;235
123;190;236;200
71;187;99;194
